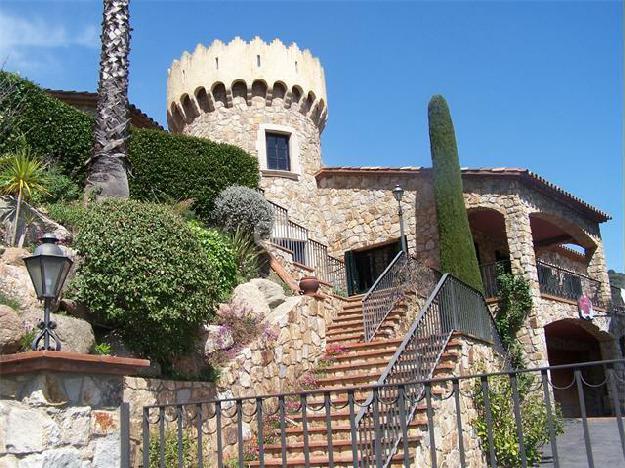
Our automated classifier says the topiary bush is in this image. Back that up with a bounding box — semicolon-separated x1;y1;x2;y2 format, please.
69;199;221;365
428;95;483;292
187;220;237;301
0;72;260;220
212;185;274;239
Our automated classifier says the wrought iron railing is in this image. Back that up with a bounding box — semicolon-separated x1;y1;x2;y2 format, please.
131;359;625;468
537;260;602;305
356;274;507;467
361;252;439;342
267;199;346;294
479;260;511;298
362;251;406;342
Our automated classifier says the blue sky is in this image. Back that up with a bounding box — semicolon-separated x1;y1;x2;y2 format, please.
1;1;623;270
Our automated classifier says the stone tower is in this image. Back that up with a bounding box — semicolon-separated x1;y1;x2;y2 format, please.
167;37;328;231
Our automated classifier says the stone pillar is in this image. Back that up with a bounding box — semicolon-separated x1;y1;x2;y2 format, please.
586;240;612;304
0;351;149;467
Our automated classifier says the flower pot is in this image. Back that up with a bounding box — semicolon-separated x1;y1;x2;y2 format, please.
299;276;320;296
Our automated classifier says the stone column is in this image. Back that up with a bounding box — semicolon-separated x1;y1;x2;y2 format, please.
586;240;612;304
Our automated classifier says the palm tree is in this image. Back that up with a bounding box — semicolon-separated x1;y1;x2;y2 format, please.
84;0;131;200
0;146;48;246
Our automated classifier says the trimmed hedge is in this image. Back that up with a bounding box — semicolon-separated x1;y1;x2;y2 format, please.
0;72;259;219
428;95;484;292
69;199;222;365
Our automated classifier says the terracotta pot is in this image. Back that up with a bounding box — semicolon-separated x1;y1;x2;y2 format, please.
299;276;320;296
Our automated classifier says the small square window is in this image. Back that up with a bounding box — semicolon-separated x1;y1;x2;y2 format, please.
266;132;290;171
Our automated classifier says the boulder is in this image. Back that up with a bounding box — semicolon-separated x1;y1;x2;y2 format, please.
250;278;286;309
203;324;234;356
0;305;25;353
0;196;71;246
1;247;29;267
264;296;304;328
22;310;95;353
230;282;270;318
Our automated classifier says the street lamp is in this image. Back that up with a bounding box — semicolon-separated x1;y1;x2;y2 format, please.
392;185;408;254
23;234;73;351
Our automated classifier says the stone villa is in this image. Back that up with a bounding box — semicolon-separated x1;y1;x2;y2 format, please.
166;37;623;418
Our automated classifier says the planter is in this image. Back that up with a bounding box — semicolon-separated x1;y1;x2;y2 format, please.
299;276;320;296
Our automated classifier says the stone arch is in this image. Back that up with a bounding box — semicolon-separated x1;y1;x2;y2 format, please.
231;80;248;104
300;91;316;115
311;98;325;124
168;102;185;133
544;318;611;417
272;81;287;103
251;79;268;103
180;93;199;122
467;207;510;297
211;82;227;108
290;85;303;109
194;86;213;113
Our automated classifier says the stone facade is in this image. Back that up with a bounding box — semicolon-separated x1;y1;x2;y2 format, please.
0;371;125;468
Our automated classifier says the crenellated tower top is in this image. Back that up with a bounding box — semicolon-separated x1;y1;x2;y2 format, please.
167;36;328;132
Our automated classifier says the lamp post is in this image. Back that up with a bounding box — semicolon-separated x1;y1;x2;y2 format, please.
393;185;408;254
23;234;73;351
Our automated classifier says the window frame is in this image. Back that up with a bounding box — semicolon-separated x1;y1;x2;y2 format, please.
256;123;301;177
265;132;291;172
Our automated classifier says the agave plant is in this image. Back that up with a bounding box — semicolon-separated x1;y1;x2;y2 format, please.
84;0;131;200
0;145;48;245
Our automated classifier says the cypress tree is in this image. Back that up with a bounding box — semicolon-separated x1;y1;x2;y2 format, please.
428;95;484;292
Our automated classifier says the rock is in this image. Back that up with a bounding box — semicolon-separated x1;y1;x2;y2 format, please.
91;434;120;468
22;311;95;353
100;330;161;377
250;278;286;308
1;247;29;267
0;305;25;353
264;296;303;327
0;196;71;246
203;324;234;356
0;401;58;454
41;447;82;468
230;282;270;317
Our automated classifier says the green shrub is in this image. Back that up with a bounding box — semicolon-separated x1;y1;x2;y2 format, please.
69;199;219;365
187;220;237;301
148;429;197;468
31;165;81;205
93;342;112;356
212;185;273;239
0;291;21;310
495;269;533;369
474;374;563;466
0;72;260;220
428;95;483;292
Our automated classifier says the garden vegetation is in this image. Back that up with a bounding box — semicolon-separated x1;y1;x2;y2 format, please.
0;71;260;220
428;95;483;292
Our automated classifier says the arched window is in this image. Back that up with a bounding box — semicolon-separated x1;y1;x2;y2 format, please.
272;82;287;101
251;80;268;101
194;87;212;113
232;80;247;102
212;82;227;107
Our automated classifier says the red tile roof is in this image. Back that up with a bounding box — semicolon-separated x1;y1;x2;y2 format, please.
314;166;610;223
45;89;163;130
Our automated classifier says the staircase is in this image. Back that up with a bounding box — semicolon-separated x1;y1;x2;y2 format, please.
249;294;464;467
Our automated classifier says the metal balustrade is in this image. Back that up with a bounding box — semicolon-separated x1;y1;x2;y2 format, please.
537;260;602;305
267;199;346;294
362;253;440;342
356;274;507;467
479;260;511;298
130;358;625;468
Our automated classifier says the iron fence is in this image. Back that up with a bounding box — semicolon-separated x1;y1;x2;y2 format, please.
479;260;511;298
537;260;602;305
356;273;507;467
267;200;346;294
131;358;625;468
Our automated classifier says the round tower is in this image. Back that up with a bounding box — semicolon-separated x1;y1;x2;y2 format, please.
167;37;328;231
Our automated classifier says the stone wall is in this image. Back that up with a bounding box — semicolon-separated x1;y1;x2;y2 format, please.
412;336;506;467
0;356;146;468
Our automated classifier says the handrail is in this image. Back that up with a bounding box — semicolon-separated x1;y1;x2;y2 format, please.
361;251;407;342
355;273;506;467
266;199;346;294
536;259;601;285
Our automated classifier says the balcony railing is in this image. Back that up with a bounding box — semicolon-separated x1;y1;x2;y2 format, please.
267;200;346;294
537;260;602;305
479;260;511;298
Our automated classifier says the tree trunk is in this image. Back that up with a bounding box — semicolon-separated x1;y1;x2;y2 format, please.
84;0;131;201
10;188;23;246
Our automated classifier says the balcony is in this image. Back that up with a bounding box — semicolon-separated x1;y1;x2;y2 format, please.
536;260;602;306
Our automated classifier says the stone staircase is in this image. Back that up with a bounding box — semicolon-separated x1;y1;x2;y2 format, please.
249;294;463;467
